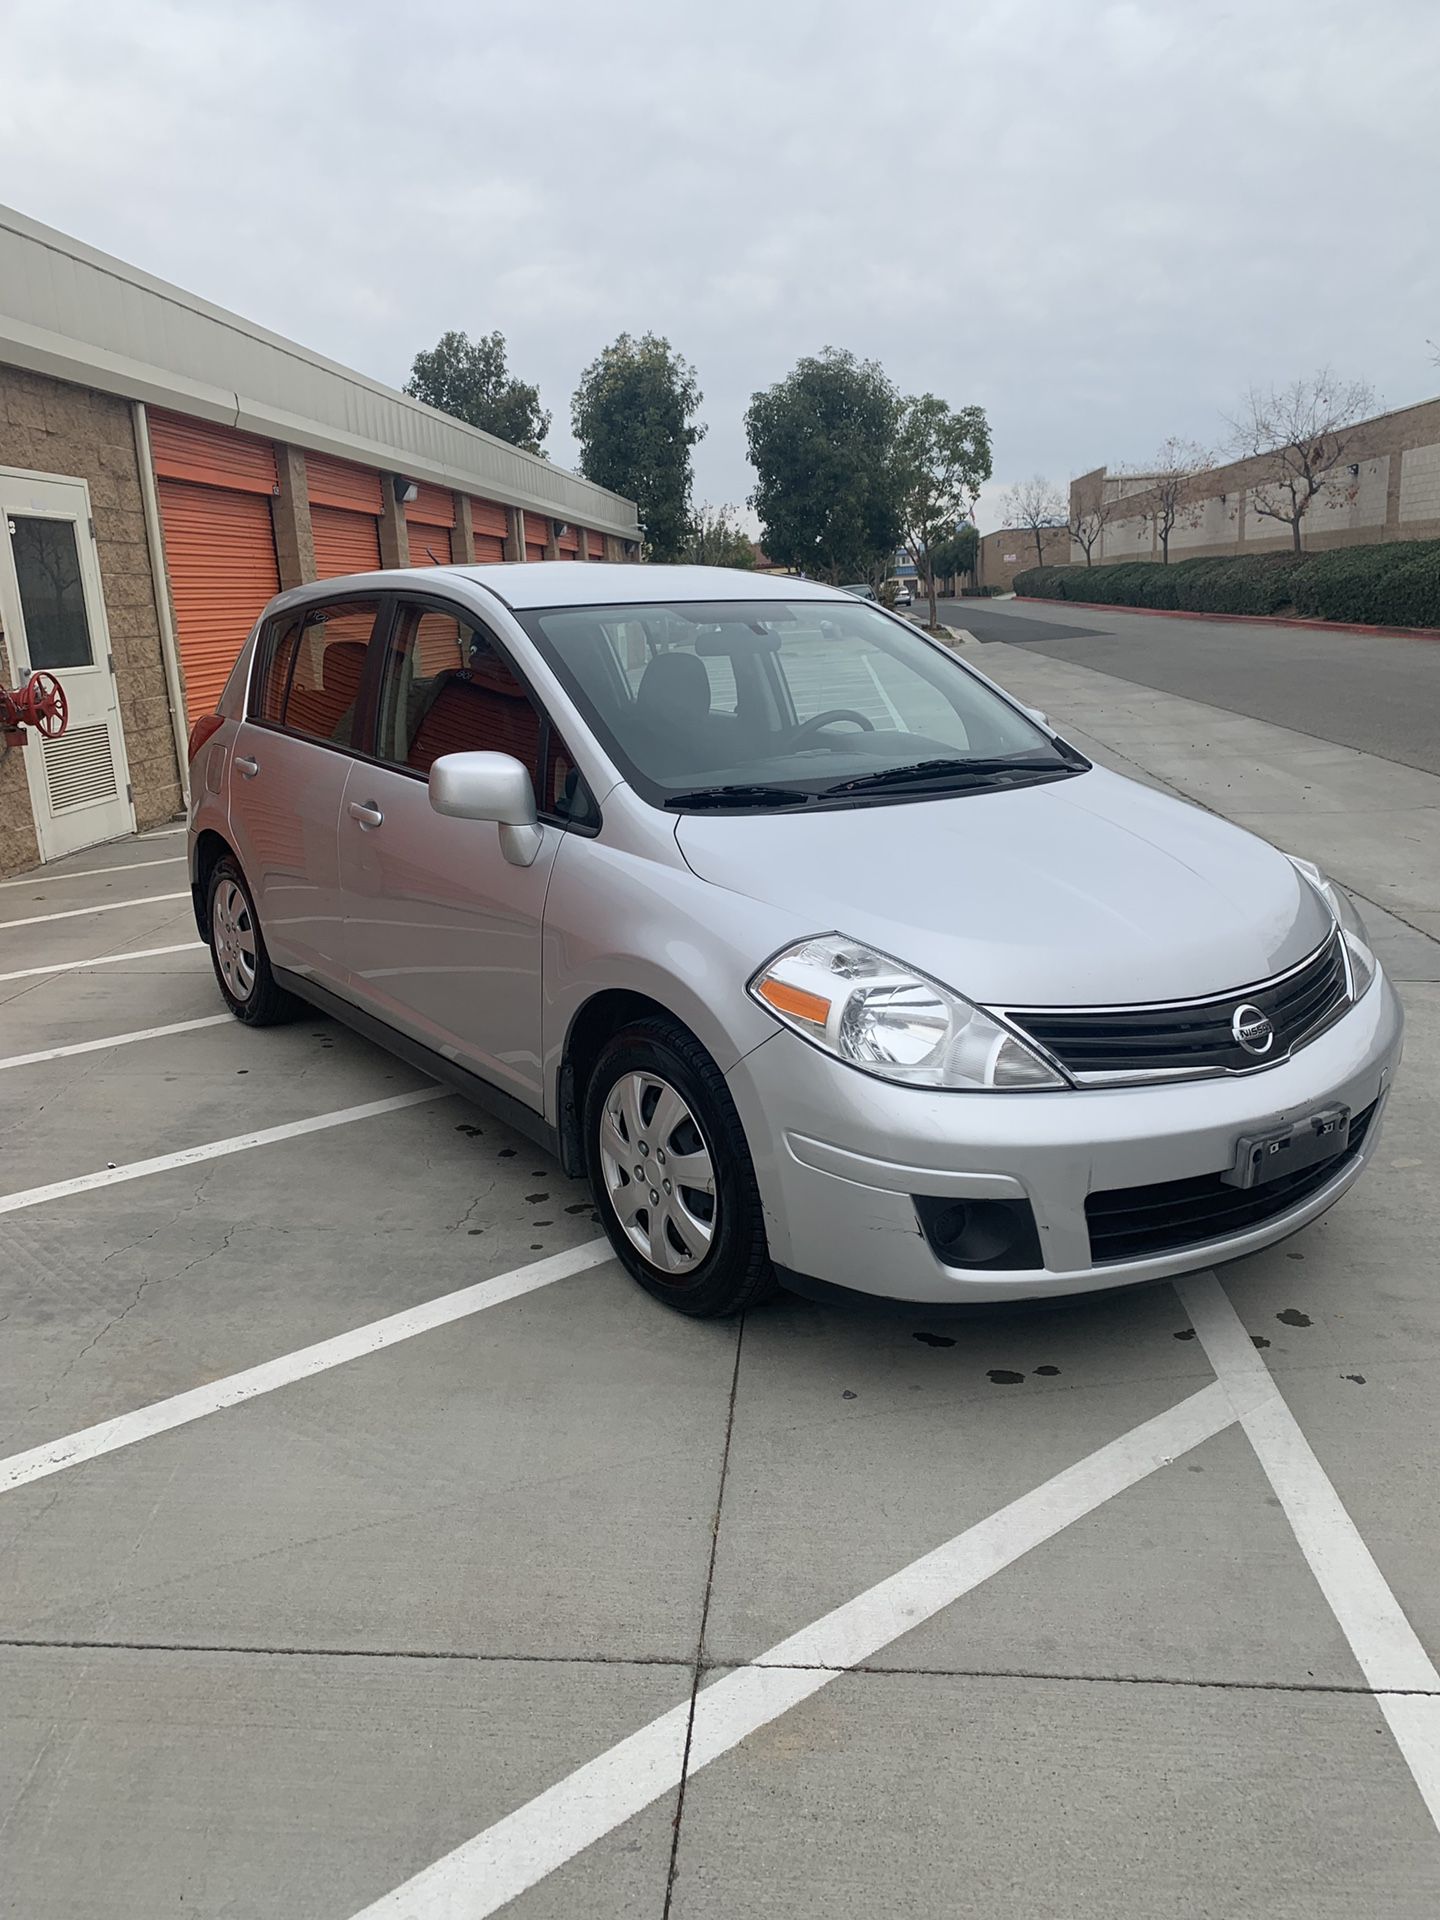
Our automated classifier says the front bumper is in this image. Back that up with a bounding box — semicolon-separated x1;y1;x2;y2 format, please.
725;972;1404;1303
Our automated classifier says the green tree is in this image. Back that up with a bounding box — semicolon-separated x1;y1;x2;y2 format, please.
571;333;705;562
405;329;550;454
895;395;992;628
926;521;979;593
744;348;903;583
682;505;756;569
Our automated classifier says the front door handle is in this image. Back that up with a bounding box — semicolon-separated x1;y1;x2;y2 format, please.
234;754;259;779
348;799;384;829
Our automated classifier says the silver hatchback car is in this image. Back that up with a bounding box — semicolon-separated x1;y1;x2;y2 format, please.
188;563;1402;1317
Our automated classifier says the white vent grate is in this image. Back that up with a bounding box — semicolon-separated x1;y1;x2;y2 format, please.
42;723;119;813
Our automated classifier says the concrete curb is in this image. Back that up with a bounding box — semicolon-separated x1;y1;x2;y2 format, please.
1014;595;1440;643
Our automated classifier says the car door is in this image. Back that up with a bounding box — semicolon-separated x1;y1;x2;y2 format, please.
335;593;596;1110
226;593;384;983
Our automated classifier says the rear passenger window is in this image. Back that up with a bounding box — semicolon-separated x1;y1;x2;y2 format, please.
251;599;379;747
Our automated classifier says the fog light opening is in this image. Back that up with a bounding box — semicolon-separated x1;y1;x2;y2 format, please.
913;1195;1042;1271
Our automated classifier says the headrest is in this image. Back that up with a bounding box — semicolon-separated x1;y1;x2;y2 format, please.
636;649;710;724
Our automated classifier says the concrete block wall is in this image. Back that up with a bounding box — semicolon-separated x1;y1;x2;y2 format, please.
1;367;184;873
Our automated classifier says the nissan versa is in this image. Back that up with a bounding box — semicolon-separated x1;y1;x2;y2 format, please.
188;564;1402;1317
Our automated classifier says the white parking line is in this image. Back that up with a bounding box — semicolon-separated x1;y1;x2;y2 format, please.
0;855;185;889
0;941;203;984
0;1086;449;1218
0;891;189;930
136;826;187;839
0;1239;611;1495
1179;1273;1440;1832
0;1014;230;1073
348;1382;1236;1920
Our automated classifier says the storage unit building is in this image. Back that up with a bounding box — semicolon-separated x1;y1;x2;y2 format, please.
0;203;639;875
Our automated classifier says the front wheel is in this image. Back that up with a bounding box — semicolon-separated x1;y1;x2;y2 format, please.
585;1017;776;1317
207;855;299;1026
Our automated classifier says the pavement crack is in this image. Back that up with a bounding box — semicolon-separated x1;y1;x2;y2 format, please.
0;1636;692;1671
663;1315;745;1920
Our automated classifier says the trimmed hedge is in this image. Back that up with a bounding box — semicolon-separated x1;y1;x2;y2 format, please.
1014;541;1440;629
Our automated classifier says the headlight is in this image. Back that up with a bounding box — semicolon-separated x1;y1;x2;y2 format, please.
1290;859;1377;1000
748;935;1067;1090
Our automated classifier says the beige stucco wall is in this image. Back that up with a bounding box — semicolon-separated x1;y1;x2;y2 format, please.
1074;394;1440;563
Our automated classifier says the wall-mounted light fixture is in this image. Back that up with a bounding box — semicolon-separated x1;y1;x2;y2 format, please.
552;520;570;540
393;476;419;504
1348;463;1361;477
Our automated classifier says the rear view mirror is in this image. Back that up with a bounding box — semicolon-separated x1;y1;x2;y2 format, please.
429;751;543;867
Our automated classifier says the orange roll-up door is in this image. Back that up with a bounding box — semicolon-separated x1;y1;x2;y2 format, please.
150;411;279;494
586;530;608;561
405;483;455;566
556;522;580;558
407;523;453;566
470;497;509;564
524;511;550;563
157;479;281;718
312;504;382;577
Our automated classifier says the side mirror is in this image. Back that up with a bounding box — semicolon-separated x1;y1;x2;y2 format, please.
429;751;543;867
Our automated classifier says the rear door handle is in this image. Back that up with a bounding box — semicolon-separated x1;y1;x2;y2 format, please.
348;799;384;829
234;754;259;779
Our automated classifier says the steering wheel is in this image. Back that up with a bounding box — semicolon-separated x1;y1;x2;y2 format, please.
787;708;876;743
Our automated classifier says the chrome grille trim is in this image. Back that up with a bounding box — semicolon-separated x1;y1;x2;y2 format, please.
996;930;1351;1086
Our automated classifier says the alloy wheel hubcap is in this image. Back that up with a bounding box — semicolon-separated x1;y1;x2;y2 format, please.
212;879;258;1002
599;1070;717;1276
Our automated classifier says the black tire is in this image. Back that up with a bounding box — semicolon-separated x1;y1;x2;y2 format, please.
206;854;299;1027
584;1016;777;1317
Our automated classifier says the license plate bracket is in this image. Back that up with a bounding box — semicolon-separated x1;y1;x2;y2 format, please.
1222;1104;1352;1190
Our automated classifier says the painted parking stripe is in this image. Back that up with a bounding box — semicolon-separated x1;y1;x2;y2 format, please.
0;1238;611;1495
0;1086;450;1219
1180;1273;1440;1831
0;890;189;930
348;1382;1236;1920
0;855;185;889
0;1014;230;1073
0;941;203;985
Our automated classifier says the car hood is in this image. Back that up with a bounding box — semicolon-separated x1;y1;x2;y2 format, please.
674;766;1334;1006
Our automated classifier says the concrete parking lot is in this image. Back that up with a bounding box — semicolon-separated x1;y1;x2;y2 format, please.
2;638;1439;1917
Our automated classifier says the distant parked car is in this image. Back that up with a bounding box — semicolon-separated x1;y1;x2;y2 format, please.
839;582;877;601
888;580;914;607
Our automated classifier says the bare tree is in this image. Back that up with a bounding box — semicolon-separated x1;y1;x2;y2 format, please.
1002;475;1066;570
1228;370;1376;553
1067;481;1115;566
1125;438;1212;564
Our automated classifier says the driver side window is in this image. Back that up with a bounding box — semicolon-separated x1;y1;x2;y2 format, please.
374;600;598;827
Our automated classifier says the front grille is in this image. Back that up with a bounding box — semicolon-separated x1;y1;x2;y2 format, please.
1085;1098;1377;1265
1005;933;1349;1083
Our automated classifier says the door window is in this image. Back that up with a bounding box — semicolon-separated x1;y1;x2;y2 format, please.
7;516;94;669
376;601;597;825
251;598;380;746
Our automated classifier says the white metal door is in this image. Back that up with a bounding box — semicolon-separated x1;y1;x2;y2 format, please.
0;470;135;860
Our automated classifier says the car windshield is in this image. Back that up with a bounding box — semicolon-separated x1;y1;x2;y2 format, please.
517;598;1087;811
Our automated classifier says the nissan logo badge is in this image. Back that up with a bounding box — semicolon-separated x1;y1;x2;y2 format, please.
1232;1003;1274;1056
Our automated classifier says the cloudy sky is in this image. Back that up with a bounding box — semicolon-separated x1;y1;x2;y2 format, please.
3;0;1437;529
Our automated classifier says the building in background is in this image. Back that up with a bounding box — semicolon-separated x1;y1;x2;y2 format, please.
979;525;1069;592
0;205;639;876
1071;395;1440;566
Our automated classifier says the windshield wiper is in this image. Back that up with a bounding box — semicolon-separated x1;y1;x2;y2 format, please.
663;783;814;811
823;756;1081;797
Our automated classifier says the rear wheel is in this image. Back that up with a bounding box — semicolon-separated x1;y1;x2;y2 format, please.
585;1017;776;1317
207;855;299;1026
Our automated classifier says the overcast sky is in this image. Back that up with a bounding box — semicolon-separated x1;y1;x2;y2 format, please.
4;0;1438;530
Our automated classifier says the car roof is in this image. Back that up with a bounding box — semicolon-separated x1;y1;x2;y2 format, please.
455;562;846;611
263;561;852;623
